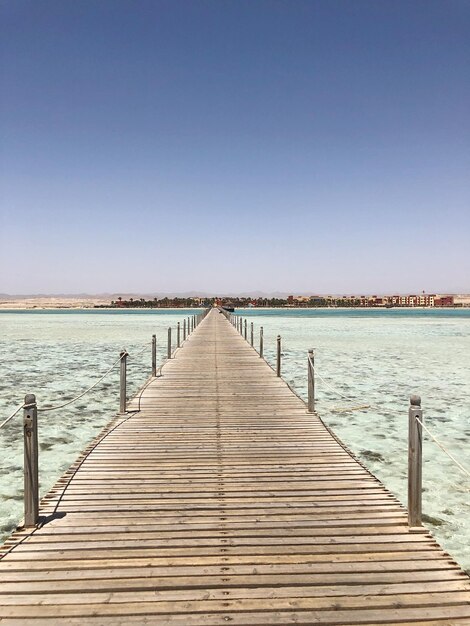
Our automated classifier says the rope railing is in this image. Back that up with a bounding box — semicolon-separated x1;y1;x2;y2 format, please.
308;355;469;478
0;403;28;431
415;416;469;478
1;309;212;430
39;352;128;413
228;310;468;528
0;309;212;528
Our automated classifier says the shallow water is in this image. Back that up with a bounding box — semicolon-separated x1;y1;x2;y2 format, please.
1;308;469;571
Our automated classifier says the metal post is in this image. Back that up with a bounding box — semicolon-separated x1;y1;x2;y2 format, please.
151;334;157;377
177;322;181;348
119;351;128;413
250;322;254;346
408;395;423;529
307;349;315;412
167;327;172;359
183;318;186;340
260;327;264;358
276;335;281;377
23;394;38;527
244;319;247;340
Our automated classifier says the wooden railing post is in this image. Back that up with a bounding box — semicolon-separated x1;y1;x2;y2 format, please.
276;335;281;377
244;319;247;340
167;327;172;359
408;395;423;529
177;322;181;348
307;349;315;412
260;327;264;358
183;318;186;340
119;351;128;413
151;334;157;377
23;394;39;527
250;322;254;346
187;316;190;335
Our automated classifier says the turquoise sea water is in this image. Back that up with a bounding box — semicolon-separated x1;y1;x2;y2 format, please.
0;308;469;572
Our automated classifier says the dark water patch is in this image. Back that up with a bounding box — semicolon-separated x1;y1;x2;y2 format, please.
1;465;21;473
429;415;451;423
0;520;16;534
423;513;446;527
360;450;385;463
40;436;73;448
0;493;23;503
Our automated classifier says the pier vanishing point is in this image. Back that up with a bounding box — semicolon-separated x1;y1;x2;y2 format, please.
0;308;469;624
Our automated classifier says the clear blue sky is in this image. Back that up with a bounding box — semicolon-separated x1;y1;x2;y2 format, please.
1;0;469;295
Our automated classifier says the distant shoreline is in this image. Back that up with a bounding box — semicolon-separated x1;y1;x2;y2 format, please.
0;304;467;312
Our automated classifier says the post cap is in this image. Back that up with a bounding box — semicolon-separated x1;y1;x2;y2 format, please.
277;335;281;340
410;395;421;407
24;393;36;405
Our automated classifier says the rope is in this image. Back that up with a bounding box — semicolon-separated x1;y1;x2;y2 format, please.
310;362;359;403
38;353;126;412
416;416;470;478
0;403;26;431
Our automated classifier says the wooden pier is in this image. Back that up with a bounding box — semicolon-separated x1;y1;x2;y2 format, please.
0;309;469;624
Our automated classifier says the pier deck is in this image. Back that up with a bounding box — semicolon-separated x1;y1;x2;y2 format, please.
0;309;469;624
